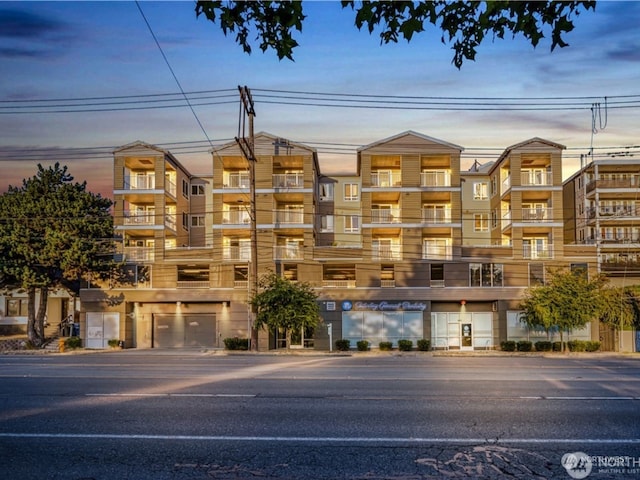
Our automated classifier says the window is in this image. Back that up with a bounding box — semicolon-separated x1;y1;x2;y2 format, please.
191;184;205;196
474;214;489;232
6;298;28;316
182;179;189;198
190;215;205;227
430;264;444;287
320;215;334;232
529;263;545;286
470;263;503;287
319;183;334;201
491;209;498;229
473;182;488;200
177;265;209;284
182;212;189;231
344;215;360;233
490;176;497;197
344;183;359;201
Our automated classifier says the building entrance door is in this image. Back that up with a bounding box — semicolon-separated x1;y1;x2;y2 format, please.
461;323;473;350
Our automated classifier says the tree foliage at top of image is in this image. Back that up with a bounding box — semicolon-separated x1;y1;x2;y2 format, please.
0;163;116;346
195;1;596;67
250;272;320;347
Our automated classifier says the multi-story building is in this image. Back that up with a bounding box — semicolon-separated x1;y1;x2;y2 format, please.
77;131;636;351
564;155;640;351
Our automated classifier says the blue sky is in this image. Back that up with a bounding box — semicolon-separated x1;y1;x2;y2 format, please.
1;1;639;197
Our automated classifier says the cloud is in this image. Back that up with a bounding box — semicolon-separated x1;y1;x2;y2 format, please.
0;8;74;59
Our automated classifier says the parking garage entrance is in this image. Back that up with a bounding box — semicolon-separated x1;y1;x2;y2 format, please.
152;313;216;348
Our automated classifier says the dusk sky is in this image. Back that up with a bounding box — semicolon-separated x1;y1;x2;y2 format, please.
1;1;639;197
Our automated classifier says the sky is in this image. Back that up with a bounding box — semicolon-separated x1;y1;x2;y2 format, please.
1;1;639;198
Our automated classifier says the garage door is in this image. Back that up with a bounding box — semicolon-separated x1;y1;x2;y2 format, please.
153;314;216;348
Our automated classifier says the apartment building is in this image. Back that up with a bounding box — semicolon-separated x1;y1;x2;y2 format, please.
76;131;633;351
564;155;640;351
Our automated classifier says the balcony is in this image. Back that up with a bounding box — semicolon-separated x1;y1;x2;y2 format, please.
523;244;554;259
222;211;251;225
322;280;356;288
372;244;402;261
371;171;401;187
273;173;304;189
421;171;451;187
371;208;401;224
223;172;250;189
422;244;452;260
123;247;154;262
274;209;304;224
123;211;155;225
223;245;251;261
422;207;451;224
124;175;155;190
522;208;551;222
164;214;176;230
521;171;552;186
177;281;210;289
274;245;303;260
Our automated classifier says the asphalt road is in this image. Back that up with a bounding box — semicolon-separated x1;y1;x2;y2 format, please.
1;351;639;479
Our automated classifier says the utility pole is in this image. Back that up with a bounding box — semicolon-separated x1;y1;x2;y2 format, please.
236;85;259;351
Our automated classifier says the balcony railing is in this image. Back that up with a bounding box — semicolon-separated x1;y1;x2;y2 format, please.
165;178;176;197
522;208;551;222
177;281;210;288
123;247;154;262
381;280;396;288
371;208;401;223
422;245;452;260
234;280;248;289
223;246;251;261
502;211;512;228
164;214;176;230
521;171;553;186
274;209;304;224
273;173;304;188
502;176;511;193
273;245;303;260
371;172;401;187
224;173;250;188
222;211;251;224
587;206;638;219
372;244;402;260
421;171;451;187
322;280;356;288
124;175;155;190
123;211;155;225
523;244;554;259
422;208;451;223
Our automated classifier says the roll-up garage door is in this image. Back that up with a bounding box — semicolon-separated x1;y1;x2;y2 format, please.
153;314;216;348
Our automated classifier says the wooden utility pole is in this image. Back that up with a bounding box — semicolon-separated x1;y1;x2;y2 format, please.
236;85;259;351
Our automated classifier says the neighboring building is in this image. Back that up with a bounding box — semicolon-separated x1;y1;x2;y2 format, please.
76;131;636;352
563;155;640;351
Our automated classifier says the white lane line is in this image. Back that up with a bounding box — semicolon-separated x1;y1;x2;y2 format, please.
85;393;256;398
1;433;639;444
520;396;639;400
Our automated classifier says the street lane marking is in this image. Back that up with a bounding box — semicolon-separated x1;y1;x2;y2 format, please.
1;433;640;444
520;396;639;400
86;393;256;398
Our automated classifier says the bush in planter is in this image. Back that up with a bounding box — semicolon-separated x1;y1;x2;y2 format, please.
552;341;562;352
500;340;516;352
517;340;532;352
568;340;587;352
356;340;370;351
534;341;552;352
397;339;413;351
585;341;601;352
417;339;431;351
65;336;82;349
223;337;249;350
335;339;351;351
379;341;393;351
107;339;120;348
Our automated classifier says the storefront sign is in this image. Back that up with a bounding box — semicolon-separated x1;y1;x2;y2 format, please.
352;301;427;311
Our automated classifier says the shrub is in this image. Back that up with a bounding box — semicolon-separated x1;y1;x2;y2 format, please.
379;341;393;351
335;339;351;351
223;337;249;350
552;341;562;352
397;339;413;351
107;339;120;348
65;336;82;349
417;339;431;351
534;341;552;352
517;341;532;352
568;340;587;352
356;340;370;351
500;341;516;352
585;341;601;352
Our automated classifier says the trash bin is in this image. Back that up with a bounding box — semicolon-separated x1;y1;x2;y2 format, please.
71;323;80;337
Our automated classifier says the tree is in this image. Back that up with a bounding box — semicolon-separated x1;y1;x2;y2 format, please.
519;268;606;352
250;272;320;348
599;285;640;351
195;1;596;67
0;163;116;347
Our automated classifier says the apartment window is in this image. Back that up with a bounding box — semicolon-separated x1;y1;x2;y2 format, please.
182;212;189;231
430;264;444;287
319;183;334;201
529;263;545;286
491;209;498;229
490;176;497;197
182;179;189;198
474;214;489;232
470;263;503;287
177;265;209;284
473;182;488;200
6;298;28;316
320;215;334;232
191;184;205;196
190;215;205;227
344;215;360;233
571;263;588;278
344;183;359;201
